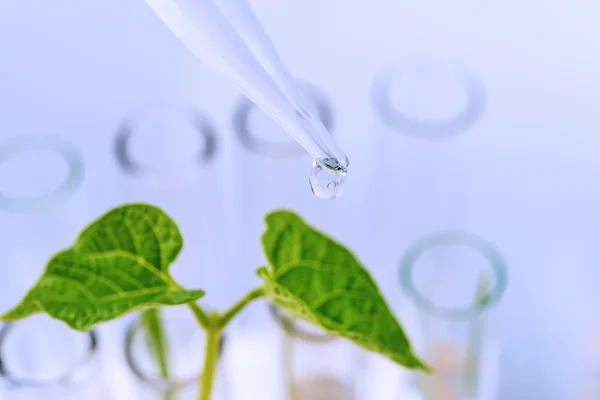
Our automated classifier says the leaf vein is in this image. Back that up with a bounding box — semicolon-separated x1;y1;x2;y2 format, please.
44;275;96;302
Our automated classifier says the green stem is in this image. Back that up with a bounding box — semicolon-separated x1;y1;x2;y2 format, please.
191;287;265;400
188;302;211;331
199;321;221;400
217;287;265;329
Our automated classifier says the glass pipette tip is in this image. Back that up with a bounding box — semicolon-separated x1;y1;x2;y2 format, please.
144;0;349;172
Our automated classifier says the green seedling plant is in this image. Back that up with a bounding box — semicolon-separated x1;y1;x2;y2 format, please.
1;203;430;400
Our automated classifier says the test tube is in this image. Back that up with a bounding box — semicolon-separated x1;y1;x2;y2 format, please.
269;305;363;400
397;232;507;400
143;0;348;170
0;317;99;400
0;136;89;290
370;60;486;139
232;81;335;159
0;135;107;399
124;306;229;400
111;104;235;310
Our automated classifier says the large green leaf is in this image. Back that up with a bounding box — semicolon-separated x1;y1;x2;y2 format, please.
1;204;204;331
259;210;429;371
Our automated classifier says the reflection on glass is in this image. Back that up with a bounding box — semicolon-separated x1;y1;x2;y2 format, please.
0;316;98;399
398;232;507;400
370;60;486;138
232;81;335;158
269;305;360;400
125;306;228;400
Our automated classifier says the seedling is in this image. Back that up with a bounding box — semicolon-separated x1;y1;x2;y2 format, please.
1;203;430;400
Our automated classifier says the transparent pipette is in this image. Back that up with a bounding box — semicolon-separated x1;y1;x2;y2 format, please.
144;0;349;198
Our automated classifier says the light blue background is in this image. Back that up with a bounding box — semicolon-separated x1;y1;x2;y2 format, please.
1;1;600;399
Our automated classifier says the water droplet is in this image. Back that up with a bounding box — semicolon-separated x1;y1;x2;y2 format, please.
309;157;347;200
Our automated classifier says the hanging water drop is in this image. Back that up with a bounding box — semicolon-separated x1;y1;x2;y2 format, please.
309;157;347;200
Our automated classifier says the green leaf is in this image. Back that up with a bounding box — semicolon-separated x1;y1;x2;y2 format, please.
1;203;204;331
259;210;430;372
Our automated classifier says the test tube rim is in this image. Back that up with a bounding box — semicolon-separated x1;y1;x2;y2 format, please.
370;60;486;138
398;230;508;320
232;80;335;158
124;308;227;393
0;320;98;388
0;135;84;213
113;106;218;176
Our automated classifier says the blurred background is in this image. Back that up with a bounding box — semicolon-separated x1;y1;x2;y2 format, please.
1;1;600;399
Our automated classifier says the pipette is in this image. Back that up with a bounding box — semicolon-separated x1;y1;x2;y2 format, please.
144;0;349;199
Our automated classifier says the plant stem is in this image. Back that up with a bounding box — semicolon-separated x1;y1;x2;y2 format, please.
191;287;265;400
188;302;211;331
199;320;221;400
217;287;265;329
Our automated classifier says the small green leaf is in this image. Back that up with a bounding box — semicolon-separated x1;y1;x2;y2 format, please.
260;210;430;372
1;203;204;331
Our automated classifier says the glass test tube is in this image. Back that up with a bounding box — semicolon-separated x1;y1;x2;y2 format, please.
0;135;108;399
398;232;507;400
269;305;362;400
362;60;485;313
0;317;99;400
112;104;235;310
125;306;229;400
370;59;486;139
0;135;88;290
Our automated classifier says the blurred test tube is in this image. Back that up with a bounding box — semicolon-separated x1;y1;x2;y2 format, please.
269;305;363;400
111;103;235;310
365;58;486;297
124;305;229;400
0;317;99;400
0;135;107;399
397;232;507;400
